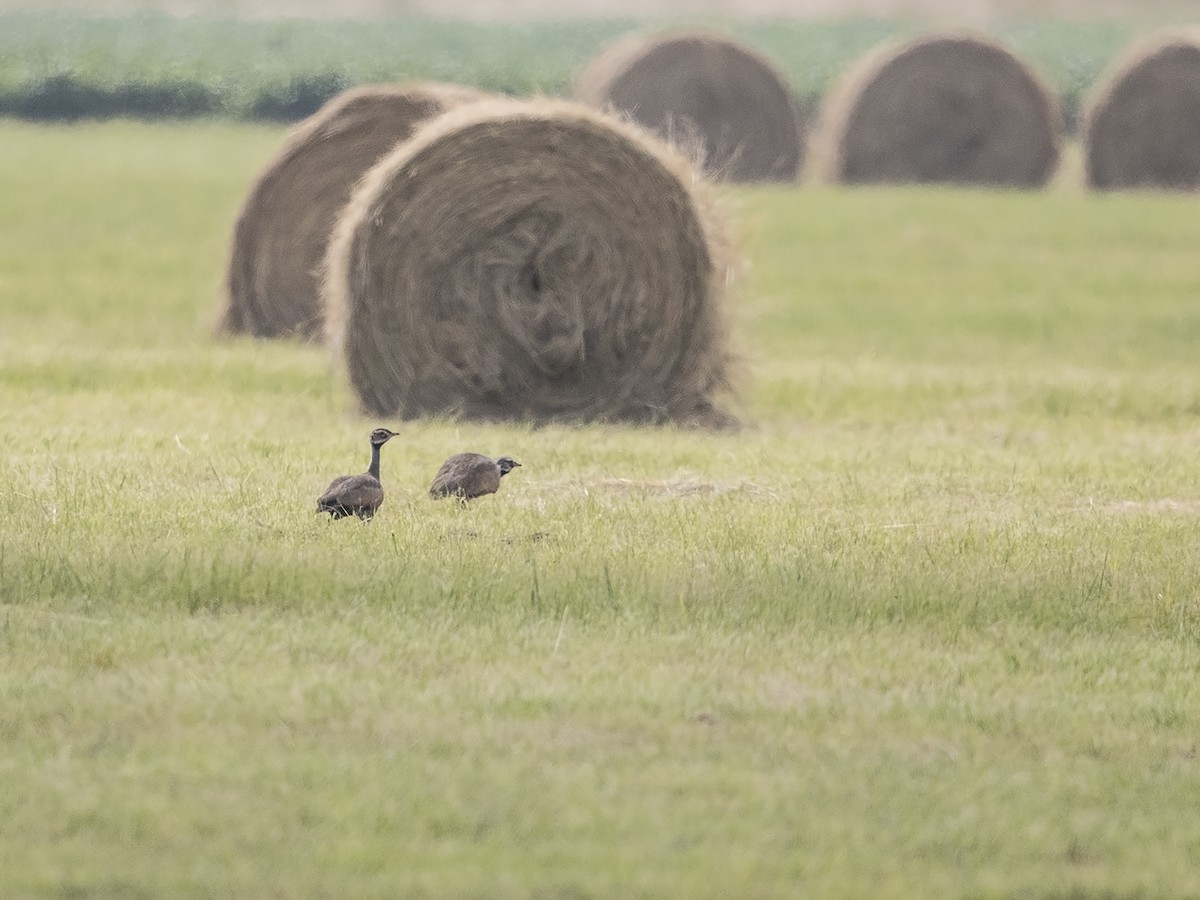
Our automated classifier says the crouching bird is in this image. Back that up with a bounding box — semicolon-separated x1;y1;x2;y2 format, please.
429;453;521;501
316;427;398;520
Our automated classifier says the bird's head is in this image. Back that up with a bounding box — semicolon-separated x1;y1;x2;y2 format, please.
370;427;399;447
497;456;522;476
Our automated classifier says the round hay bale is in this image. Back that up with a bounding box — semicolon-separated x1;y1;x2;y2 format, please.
1082;30;1200;191
219;82;485;341
813;33;1061;187
574;30;803;183
324;98;736;429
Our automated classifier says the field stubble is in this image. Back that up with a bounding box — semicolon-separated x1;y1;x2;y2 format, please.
1;121;1200;896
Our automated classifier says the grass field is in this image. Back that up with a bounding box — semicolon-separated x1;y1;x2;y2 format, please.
0;12;1146;123
3;120;1200;897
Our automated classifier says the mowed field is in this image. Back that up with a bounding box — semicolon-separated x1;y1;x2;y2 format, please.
2;120;1200;897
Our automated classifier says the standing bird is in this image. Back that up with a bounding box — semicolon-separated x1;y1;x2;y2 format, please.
429;453;521;501
316;427;398;520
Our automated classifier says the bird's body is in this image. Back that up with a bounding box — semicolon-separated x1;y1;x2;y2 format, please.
317;472;383;519
316;427;398;520
429;453;521;501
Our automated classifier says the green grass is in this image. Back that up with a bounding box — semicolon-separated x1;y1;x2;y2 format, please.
3;120;1200;897
0;12;1150;124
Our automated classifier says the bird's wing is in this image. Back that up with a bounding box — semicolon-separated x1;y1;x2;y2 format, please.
319;474;382;511
430;453;498;498
463;465;501;498
429;453;479;496
316;474;354;509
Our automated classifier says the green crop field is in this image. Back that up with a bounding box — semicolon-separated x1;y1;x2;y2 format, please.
3;119;1200;897
0;12;1148;124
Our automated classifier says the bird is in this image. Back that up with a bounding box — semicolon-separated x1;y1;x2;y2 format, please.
429;453;521;501
315;427;398;520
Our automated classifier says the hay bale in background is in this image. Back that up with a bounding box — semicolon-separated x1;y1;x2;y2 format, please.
324;99;736;428
574;30;803;183
813;33;1061;187
1083;31;1200;191
219;82;483;341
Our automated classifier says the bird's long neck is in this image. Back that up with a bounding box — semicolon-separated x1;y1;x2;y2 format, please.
368;442;382;480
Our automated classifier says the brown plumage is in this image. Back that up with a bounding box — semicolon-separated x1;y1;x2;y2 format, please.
429;453;521;501
316;427;398;519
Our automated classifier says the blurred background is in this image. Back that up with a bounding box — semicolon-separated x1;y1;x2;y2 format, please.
0;0;1195;18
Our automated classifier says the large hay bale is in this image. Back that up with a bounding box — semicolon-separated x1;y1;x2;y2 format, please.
813;33;1061;187
574;30;803;183
1083;31;1200;191
219;82;483;341
324;99;736;428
